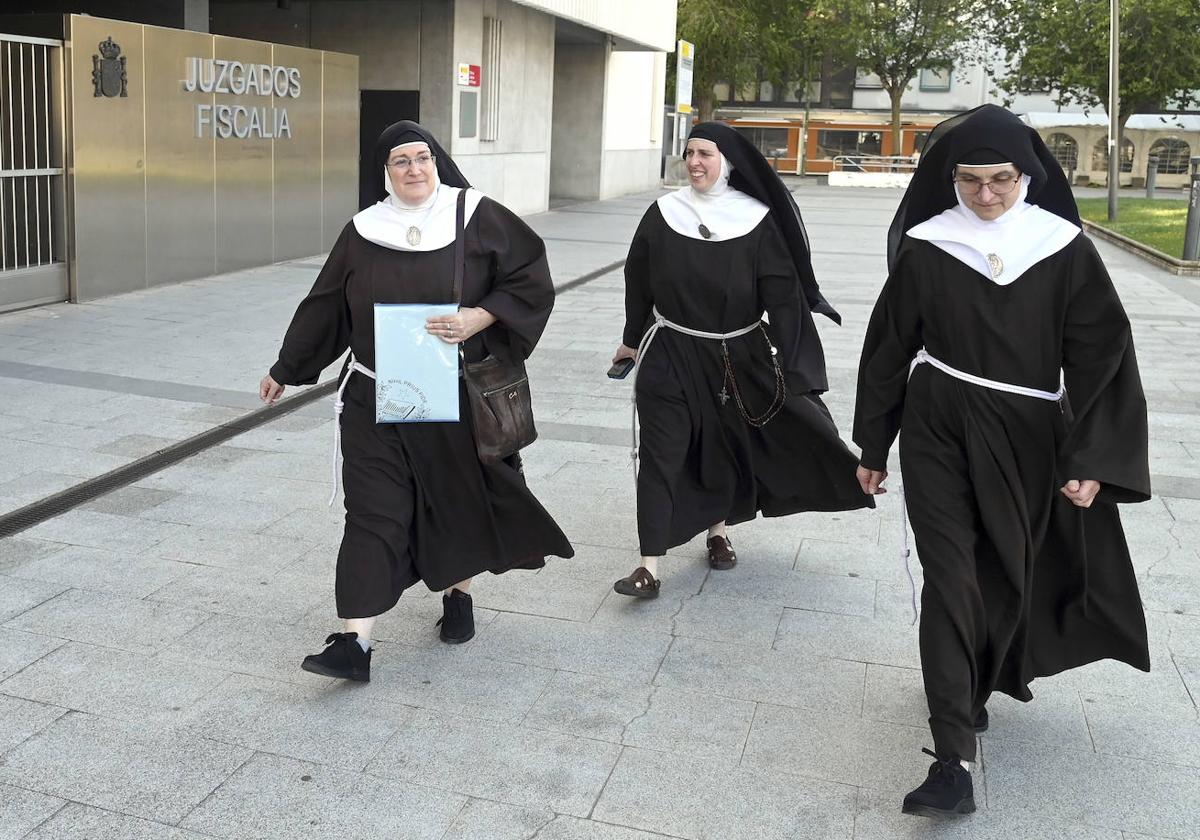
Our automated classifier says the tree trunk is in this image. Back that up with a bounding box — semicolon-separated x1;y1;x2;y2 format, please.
698;92;715;123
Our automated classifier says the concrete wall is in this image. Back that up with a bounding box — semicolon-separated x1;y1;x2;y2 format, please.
550;42;608;200
600;148;661;196
209;0;666;214
509;0;675;50
210;0;423;88
208;0;311;46
450;0;556;215
183;0;208;31
419;0;454;141
598;50;664;197
310;1;422;89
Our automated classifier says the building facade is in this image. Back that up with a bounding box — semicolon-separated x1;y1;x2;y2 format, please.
205;0;672;215
0;0;675;311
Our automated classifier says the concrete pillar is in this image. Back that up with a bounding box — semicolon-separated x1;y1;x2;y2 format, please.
549;41;609;200
420;0;455;143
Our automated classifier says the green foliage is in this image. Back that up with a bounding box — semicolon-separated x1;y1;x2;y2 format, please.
1077;197;1188;256
983;0;1200;124
670;0;756;120
670;0;858;120
854;0;982;99
852;0;986;145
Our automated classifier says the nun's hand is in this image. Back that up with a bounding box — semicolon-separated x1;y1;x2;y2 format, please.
856;465;888;495
1060;479;1101;508
613;345;636;364
427;306;497;344
259;374;285;405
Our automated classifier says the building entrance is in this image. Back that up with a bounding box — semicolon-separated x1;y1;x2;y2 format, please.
359;90;419;210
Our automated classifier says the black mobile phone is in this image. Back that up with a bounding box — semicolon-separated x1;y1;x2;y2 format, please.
607;358;635;380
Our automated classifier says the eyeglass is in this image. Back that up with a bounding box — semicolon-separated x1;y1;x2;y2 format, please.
386;153;435;170
953;172;1020;195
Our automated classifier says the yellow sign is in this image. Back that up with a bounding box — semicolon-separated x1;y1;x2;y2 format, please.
676;39;694;112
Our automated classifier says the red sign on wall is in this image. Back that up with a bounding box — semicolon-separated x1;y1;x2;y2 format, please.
457;63;481;87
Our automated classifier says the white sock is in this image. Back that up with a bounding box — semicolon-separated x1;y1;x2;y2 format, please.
356;636;371;653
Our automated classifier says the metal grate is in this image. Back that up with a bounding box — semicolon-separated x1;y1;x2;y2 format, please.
481;16;501;142
0;35;63;272
553;259;625;293
0;380;336;539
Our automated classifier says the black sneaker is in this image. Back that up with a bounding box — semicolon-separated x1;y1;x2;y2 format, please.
300;632;371;682
901;748;976;818
974;707;989;733
437;589;475;644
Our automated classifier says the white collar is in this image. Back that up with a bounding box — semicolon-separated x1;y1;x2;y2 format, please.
656;154;769;241
353;185;486;252
906;176;1080;284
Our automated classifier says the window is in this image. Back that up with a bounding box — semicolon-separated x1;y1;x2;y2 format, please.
855;71;883;89
735;127;789;159
481;16;501;141
1148;138;1191;174
918;67;952;92
816;129;882;159
1045;132;1078;170
1091;137;1134;173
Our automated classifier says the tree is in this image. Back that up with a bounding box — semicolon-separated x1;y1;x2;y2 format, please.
670;0;856;122
983;0;1200;130
671;0;759;122
854;0;985;156
754;1;860;171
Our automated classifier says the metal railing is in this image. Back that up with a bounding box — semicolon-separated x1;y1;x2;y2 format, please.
0;34;64;274
831;154;918;173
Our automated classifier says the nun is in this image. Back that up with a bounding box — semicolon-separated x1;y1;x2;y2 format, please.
610;121;872;598
259;120;573;682
853;105;1151;817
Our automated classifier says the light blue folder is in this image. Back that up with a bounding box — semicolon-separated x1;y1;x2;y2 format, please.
373;303;460;423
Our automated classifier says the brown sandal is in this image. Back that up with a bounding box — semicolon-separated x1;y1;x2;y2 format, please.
613;566;661;599
707;535;737;570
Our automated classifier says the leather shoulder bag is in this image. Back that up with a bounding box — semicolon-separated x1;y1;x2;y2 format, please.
453;190;538;462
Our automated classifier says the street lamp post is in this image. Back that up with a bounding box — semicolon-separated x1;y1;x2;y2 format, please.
1107;0;1120;221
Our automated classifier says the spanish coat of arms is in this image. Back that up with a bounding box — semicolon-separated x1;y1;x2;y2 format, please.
92;37;127;98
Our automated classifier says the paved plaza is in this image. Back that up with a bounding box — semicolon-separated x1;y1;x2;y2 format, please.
0;185;1197;839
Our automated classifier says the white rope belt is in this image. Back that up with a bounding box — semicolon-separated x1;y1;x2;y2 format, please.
898;349;1066;624
909;349;1065;403
329;354;376;506
629;306;761;470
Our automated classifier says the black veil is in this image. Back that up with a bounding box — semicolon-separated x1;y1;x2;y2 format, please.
689;122;840;324
887;105;1080;270
370;120;471;205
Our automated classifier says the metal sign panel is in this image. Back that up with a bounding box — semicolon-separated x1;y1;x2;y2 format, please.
457;63;481;87
65;15;359;301
145;25;214;284
675;39;693;114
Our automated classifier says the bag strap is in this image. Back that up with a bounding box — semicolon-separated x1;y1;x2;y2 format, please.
452;188;467;305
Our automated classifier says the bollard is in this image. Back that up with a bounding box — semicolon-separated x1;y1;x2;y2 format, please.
1184;170;1200;261
1146;155;1159;200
